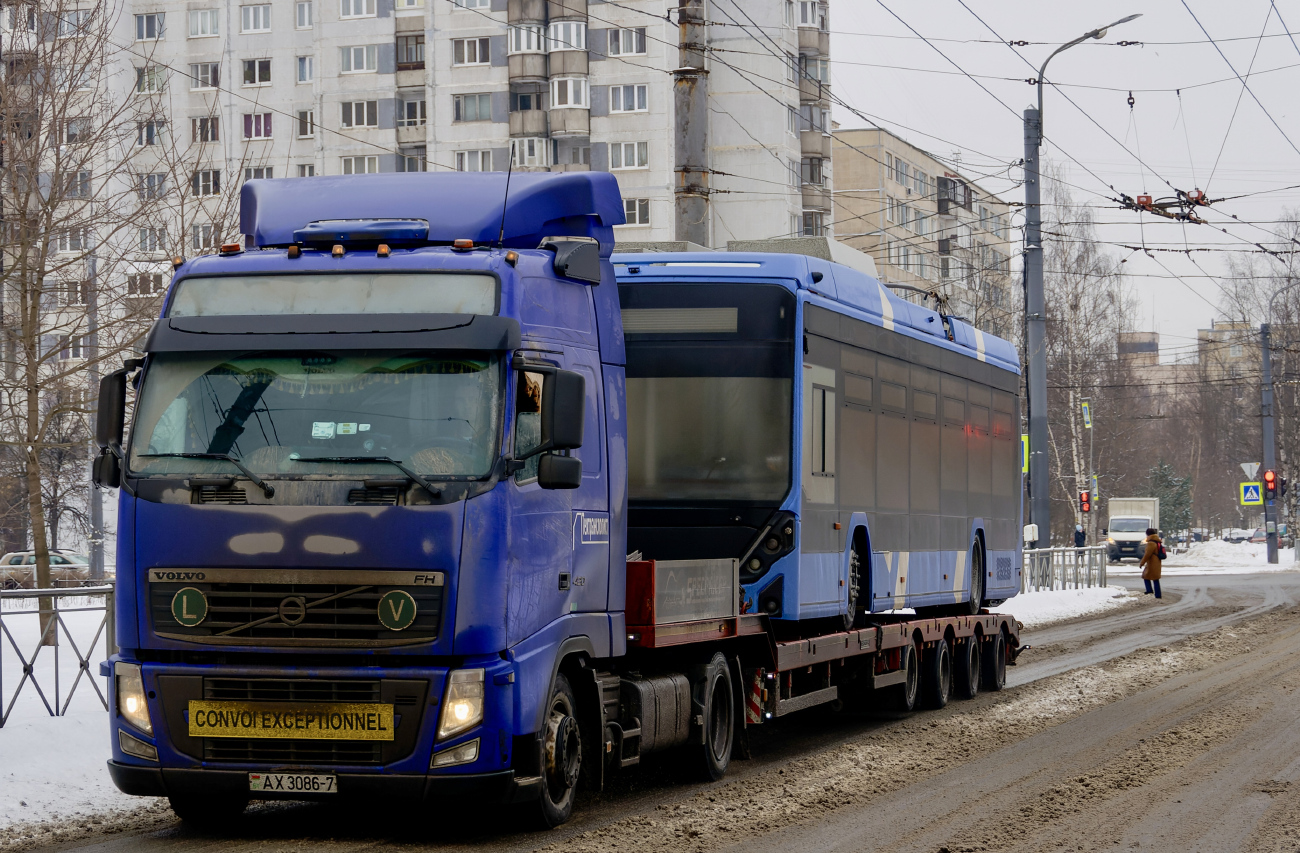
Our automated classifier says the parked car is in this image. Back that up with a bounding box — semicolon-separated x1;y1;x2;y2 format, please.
1249;528;1268;545
0;551;91;589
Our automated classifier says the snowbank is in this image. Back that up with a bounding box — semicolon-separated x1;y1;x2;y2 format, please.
990;585;1138;629
1108;539;1298;574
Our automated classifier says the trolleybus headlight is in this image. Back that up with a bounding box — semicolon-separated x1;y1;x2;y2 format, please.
438;668;485;739
115;662;153;736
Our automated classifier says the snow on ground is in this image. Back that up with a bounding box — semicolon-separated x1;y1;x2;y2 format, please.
990;585;1138;629
0;597;154;830
1108;539;1299;574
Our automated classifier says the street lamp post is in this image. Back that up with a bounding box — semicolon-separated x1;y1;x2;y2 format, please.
1023;14;1140;546
1262;281;1300;564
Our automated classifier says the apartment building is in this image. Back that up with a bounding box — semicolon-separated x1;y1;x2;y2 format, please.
114;0;834;248
831;127;1015;337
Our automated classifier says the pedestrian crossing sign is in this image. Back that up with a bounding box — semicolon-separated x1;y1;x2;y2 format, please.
1241;482;1263;506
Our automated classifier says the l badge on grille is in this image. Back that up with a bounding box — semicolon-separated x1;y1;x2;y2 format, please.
172;587;208;627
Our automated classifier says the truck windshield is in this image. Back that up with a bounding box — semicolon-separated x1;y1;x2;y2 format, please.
1109;518;1150;532
129;351;500;479
621;283;794;502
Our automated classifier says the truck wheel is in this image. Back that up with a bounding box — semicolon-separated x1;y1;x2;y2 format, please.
535;673;581;829
954;636;981;699
981;632;1007;692
694;652;734;781
842;547;862;631
167;794;247;828
959;544;985;616
921;637;953;709
885;642;920;712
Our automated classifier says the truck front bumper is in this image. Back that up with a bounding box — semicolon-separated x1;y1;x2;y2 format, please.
108;760;542;804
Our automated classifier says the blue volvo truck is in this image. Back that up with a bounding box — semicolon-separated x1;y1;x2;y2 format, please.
95;172;1022;827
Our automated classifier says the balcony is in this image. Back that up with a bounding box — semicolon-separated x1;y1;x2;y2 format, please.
799;77;829;105
798;28;829;54
508;53;547;81
510;109;548;136
801;184;830;211
800;129;830;158
549;107;589;137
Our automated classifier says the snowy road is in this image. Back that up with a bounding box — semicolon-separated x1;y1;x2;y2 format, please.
5;563;1300;852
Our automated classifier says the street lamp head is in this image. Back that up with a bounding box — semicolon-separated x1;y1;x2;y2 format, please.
1092;13;1142;39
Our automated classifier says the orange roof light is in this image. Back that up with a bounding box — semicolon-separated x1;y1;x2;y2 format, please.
219;243;242;255
332;244;345;257
377;244;390;257
453;239;474;251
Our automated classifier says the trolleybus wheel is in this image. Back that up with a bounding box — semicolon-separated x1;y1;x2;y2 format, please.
981;631;1007;692
955;635;981;700
961;542;985;616
535;673;581;829
886;642;920;712
842;547;862;631
921;637;953;709
693;652;735;781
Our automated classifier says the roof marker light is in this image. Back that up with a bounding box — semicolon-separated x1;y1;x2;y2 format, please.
171;256;184;269
332;244;345;258
377;244;391;257
219;243;242;255
453;239;474;251
504;250;519;266
287;245;301;259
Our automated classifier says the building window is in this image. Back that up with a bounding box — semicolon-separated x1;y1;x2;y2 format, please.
63;118;92;144
139;227;165;253
341;100;378;128
192;169;221;196
623;198;650;225
340;0;375;18
127;274;165;297
800;157;823;185
192;116;219;142
135;12;164;40
799;54;829;84
135;66;166;93
797;1;821;27
341;45;377;73
137;172;167;199
510;137;548;167
341;155;379;174
245;166;273;180
395;0;422;9
607;27;645;56
189;62;219;89
786;52;798;83
915;169;928;196
243;58;271;85
398;97;426;127
397;34;425;68
1229;343;1243;358
610;141;648;170
297;55;314;82
453;37;491;65
57;9;92;36
456;150;492;171
298;164;316;177
610;84;647;112
548;21;586;51
565;145;591;165
136;119;164;146
297;110;315;137
296;1;312;27
788;106;799;135
64;171;91;199
398;146;426;172
802;211;826;236
510;91;541;111
453;0;489;8
189;9;218;37
550;77;588;108
243;112;272;139
508;25;545;54
55;230;87;253
785;0;794;26
192;224;217;250
894;157;908;186
453;93;492;122
240;4;271;32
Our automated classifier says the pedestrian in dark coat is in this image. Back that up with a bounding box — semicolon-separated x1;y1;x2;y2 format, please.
1074;525;1087;548
1139;528;1163;599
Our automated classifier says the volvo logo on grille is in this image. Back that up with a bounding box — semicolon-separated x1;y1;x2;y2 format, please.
278;596;308;627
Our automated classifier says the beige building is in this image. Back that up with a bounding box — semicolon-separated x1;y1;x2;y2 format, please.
1197;320;1261;381
831;127;1015;338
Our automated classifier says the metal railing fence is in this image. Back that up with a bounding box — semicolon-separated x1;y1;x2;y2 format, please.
1021;546;1108;592
0;584;115;726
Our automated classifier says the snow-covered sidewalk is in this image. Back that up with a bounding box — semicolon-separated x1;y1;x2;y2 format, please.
990;585;1138;629
1108;539;1298;575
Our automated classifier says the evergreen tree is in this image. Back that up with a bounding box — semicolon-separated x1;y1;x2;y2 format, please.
1148;460;1193;535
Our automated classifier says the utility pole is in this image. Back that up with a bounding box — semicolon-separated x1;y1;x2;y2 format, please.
87;255;104;580
1023;106;1049;544
1262;323;1279;564
1083;397;1094;544
673;0;709;246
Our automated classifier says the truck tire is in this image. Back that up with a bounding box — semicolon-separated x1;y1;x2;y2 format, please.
921;637;953;709
167;794;247;827
981;632;1007;692
535;673;581;829
842;547;862;631
693;652;735;781
885;642;920;712
954;636;981;700
959;543;985;616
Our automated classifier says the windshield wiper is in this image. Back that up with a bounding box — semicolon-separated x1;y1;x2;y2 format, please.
139;452;275;498
290;456;440;497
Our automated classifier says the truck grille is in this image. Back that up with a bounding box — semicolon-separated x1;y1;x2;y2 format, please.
204;678;382;703
148;569;444;648
204;739;382;765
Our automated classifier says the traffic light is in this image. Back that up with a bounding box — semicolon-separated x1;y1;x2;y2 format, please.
1264;469;1278;500
1079;490;1091;513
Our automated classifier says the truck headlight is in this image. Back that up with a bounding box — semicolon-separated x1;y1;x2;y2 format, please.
438;669;484;740
1106;537;1114;544
115;662;152;736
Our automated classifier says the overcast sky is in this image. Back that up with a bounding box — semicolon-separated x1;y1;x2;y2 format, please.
830;1;1300;361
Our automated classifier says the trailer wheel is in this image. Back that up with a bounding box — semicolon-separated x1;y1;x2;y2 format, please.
921;637;953;709
535;673;581;828
886;642;920;712
167;794;247;828
954;636;981;700
694;652;735;781
981;632;1007;692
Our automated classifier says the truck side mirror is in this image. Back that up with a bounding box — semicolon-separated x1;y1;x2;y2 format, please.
92;450;121;490
540;369;585;451
537;454;582;490
95;370;127;452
